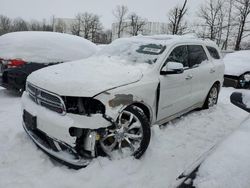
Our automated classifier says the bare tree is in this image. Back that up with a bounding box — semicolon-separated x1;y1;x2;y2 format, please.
222;0;234;49
234;0;250;50
168;0;188;35
54;19;66;33
0;15;11;35
128;13;146;36
89;15;103;42
71;14;81;36
113;5;128;38
71;12;103;42
29;20;43;31
198;0;224;40
12;18;28;32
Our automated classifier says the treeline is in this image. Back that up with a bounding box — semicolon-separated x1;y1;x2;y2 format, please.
0;0;249;49
0;16;53;35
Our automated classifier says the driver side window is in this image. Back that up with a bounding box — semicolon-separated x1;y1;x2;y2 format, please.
166;45;189;68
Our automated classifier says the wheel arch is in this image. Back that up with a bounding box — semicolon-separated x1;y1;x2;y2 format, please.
213;80;221;92
125;102;153;124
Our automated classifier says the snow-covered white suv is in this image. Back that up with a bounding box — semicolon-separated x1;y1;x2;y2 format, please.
21;35;224;169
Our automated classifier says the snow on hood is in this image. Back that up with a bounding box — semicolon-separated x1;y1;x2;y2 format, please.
224;50;250;76
0;31;97;63
27;56;146;97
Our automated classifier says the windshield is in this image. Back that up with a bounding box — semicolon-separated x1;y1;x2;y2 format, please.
98;38;166;64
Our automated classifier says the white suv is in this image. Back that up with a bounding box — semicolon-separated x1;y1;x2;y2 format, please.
21;35;224;169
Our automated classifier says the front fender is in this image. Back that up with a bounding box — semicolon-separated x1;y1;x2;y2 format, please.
94;80;158;123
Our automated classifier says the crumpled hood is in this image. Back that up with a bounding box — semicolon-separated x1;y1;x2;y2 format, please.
27;56;144;97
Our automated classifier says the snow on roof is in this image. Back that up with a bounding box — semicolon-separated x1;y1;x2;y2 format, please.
224;50;250;76
113;34;218;48
0;31;98;63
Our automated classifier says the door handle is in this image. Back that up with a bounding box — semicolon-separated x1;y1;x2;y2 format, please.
210;68;216;73
185;75;193;80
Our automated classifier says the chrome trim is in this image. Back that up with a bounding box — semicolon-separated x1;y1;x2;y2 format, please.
23;122;90;168
26;82;66;115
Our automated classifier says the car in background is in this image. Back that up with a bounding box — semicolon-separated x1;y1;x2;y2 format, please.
223;50;250;89
176;91;250;188
21;35;224;169
0;31;97;92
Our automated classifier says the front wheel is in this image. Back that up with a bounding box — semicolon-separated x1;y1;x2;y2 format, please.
203;84;219;109
99;105;151;159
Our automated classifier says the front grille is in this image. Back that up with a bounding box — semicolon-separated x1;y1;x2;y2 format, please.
27;82;66;114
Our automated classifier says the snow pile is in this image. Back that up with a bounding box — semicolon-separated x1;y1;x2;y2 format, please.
0;87;248;188
194;115;250;188
224;50;250;76
0;31;97;63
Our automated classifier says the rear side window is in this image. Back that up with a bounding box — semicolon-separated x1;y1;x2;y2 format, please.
188;45;208;67
206;46;220;59
166;45;189;68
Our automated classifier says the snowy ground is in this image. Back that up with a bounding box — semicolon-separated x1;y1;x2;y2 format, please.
0;86;248;188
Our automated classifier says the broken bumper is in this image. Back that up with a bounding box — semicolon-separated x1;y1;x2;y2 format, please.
23;121;91;169
21;92;111;146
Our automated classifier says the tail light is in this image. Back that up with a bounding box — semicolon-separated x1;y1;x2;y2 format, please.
7;59;26;68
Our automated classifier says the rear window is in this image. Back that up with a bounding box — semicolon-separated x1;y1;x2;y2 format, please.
188;45;208;67
207;46;220;59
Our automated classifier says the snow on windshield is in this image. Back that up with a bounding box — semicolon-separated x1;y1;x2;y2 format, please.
0;31;97;63
98;37;166;64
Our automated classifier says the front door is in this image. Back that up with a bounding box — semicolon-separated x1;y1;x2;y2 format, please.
157;45;193;121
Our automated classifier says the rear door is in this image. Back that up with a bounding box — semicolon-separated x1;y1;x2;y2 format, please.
187;45;214;105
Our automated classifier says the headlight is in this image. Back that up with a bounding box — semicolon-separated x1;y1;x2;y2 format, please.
244;74;250;82
63;97;105;115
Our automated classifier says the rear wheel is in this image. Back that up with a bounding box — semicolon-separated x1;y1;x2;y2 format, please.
99;105;151;159
203;84;219;109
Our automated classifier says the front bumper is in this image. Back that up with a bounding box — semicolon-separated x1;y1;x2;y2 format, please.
23;121;90;169
22;91;113;168
21;92;111;146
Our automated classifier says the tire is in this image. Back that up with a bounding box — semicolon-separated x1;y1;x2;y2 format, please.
203;84;219;109
99;105;151;159
239;73;250;89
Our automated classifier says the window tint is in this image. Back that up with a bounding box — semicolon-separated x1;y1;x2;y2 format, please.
166;45;189;67
188;45;208;67
206;46;220;59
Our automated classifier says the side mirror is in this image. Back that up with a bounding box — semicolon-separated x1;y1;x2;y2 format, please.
160;62;184;75
230;92;250;113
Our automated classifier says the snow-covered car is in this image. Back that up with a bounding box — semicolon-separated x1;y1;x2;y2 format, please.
223;50;250;89
180;91;250;188
21;35;225;169
0;31;97;93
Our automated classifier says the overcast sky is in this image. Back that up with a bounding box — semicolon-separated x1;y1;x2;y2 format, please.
0;0;204;29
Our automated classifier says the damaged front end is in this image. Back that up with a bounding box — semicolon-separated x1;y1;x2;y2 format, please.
22;85;123;169
23;81;152;169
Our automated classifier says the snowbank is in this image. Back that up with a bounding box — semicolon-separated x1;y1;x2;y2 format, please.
0;31;97;63
194;114;250;188
224;50;250;76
